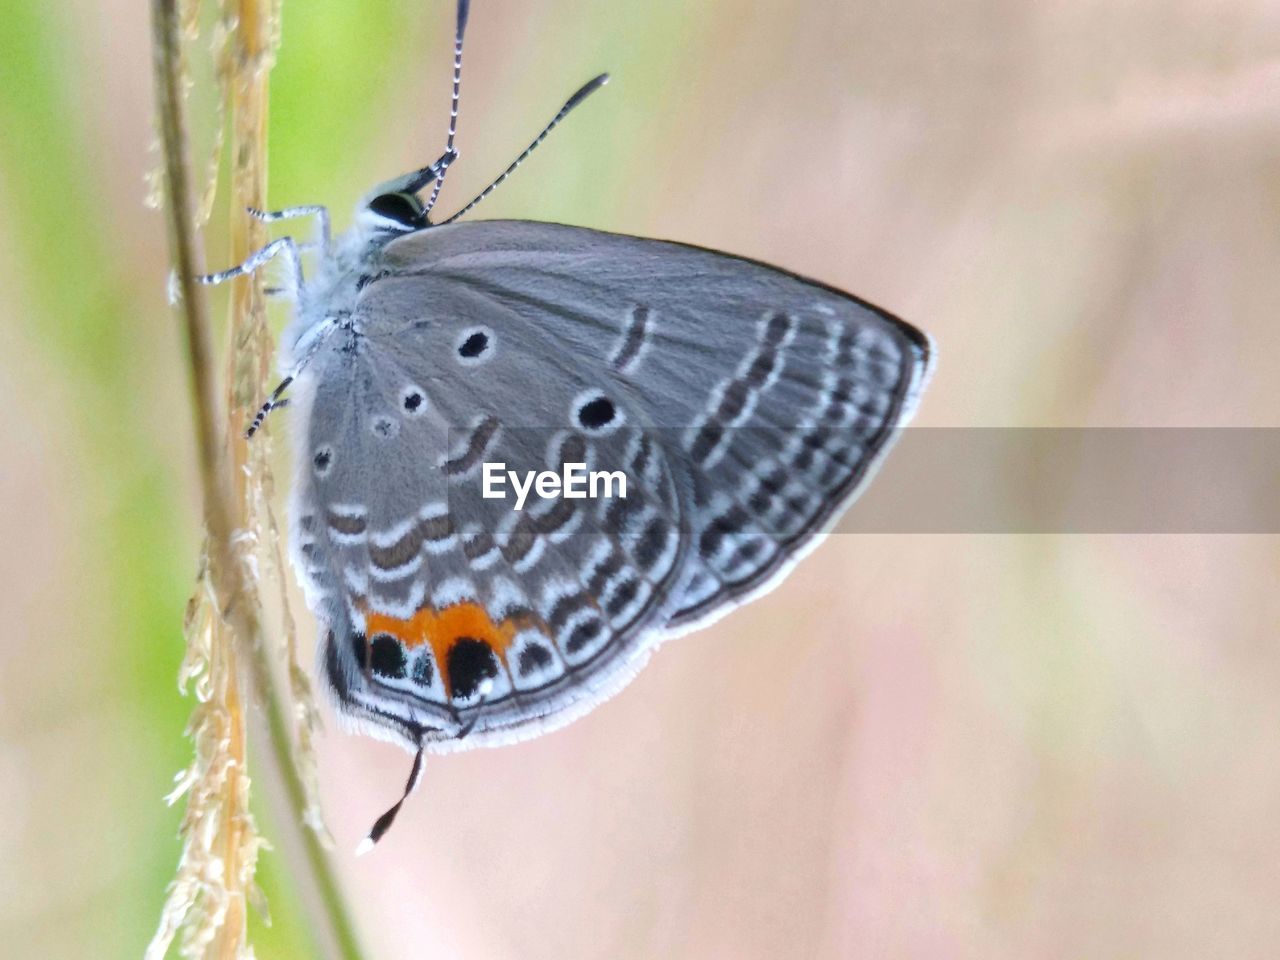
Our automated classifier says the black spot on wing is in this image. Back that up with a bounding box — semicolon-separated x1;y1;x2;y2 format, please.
577;395;616;431
412;653;434;687
517;643;553;676
458;330;490;359
369;634;408;679
565;618;605;654
448;638;499;700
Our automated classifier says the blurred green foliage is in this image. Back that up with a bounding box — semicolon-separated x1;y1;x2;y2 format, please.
0;5;196;954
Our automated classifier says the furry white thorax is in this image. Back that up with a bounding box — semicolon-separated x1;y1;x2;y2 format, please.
278;209;416;374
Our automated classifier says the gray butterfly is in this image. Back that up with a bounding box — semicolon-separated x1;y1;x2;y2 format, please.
200;0;933;846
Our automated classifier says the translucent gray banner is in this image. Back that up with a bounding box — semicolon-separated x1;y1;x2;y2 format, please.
449;427;1279;535
842;428;1280;533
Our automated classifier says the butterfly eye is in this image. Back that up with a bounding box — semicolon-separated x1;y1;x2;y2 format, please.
366;191;426;229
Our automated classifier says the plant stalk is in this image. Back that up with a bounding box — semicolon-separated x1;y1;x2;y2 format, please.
151;0;366;956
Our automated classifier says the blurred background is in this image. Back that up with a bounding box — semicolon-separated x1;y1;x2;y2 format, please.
3;0;1279;957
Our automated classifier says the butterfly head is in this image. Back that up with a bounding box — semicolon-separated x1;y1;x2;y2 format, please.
357;186;430;235
356;151;456;235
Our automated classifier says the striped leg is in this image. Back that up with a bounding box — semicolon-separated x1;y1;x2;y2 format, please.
246;204;331;250
196;236;304;298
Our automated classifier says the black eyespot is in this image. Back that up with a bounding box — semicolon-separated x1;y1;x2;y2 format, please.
312;446;333;475
400;384;428;417
577;395;616;431
566;618;605;653
447;638;499;700
412;653;434;687
458;331;490;359
367;192;425;229
517;643;553;676
369;634;408;678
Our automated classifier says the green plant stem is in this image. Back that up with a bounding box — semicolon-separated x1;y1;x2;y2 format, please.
255;669;368;960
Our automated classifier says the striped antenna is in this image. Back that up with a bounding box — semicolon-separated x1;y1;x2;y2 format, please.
441;73;610;225
422;0;471;217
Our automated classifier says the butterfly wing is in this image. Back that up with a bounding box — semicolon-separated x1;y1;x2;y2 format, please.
292;248;691;750
293;219;931;751
378;221;933;632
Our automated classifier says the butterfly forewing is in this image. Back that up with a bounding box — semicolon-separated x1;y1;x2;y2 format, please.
295;219;931;749
381;221;932;624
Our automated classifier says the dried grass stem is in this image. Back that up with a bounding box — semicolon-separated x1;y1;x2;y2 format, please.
150;0;364;956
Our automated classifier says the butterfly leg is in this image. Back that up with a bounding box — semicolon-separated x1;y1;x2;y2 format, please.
243;313;341;438
246;204;331;251
196;236;305;299
244;375;293;438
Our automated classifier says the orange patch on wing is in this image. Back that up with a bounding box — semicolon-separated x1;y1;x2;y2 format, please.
364;601;526;698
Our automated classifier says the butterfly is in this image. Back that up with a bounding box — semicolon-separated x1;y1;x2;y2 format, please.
199;0;933;848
